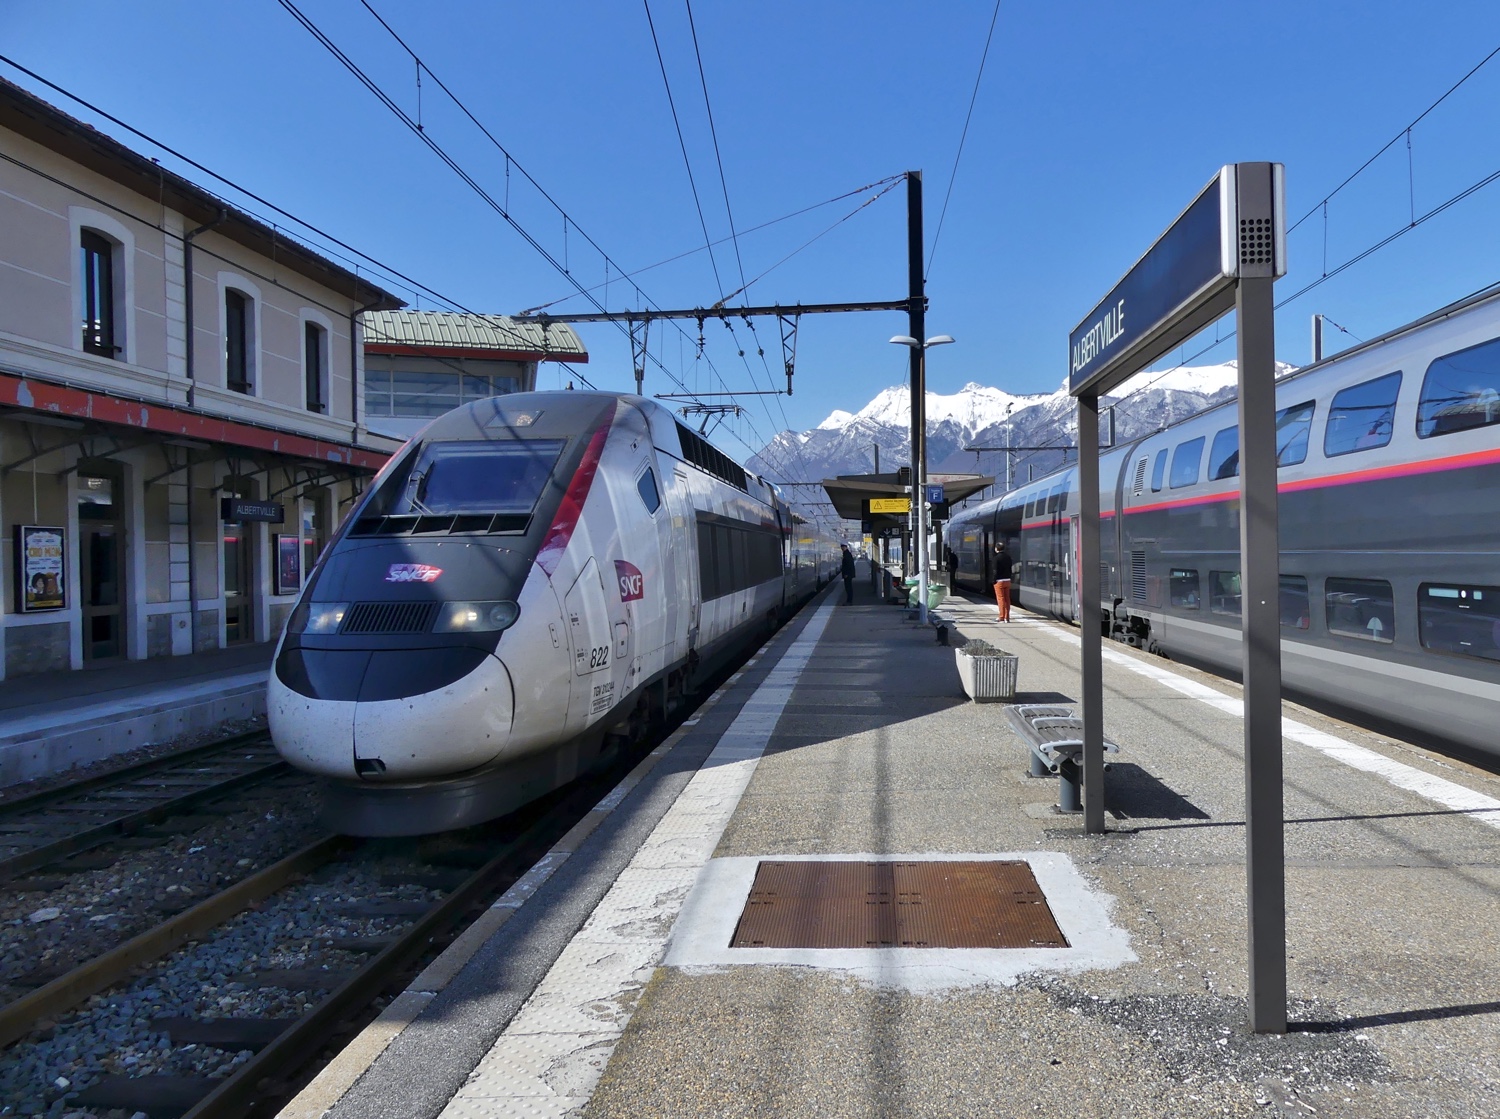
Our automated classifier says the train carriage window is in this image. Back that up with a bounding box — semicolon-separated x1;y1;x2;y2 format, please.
396;439;565;516
1280;575;1310;630
1276;401;1315;466
1325;577;1394;643
696;522;719;599
1208;426;1239;481
636;468;661;514
1169;437;1205;489
1169;568;1200;609
1045;483;1064;514
1417;336;1500;438
1150;449;1168;492
1419;583;1500;662
1324;371;1401;457
1209;571;1242;616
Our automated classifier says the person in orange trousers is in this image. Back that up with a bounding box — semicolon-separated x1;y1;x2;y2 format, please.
992;541;1014;622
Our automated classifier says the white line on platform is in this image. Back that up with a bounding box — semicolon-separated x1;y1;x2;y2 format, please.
1026;619;1500;830
437;601;838;1118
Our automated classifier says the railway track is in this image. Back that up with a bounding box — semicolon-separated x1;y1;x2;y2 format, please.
0;730;287;885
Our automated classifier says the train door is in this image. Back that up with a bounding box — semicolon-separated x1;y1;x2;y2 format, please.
563;557;613;728
1070;516;1082;622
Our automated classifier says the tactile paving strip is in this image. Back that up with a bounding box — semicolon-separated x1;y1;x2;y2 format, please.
729;860;1069;949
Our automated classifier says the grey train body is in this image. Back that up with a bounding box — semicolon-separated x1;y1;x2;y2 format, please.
269;391;840;835
948;286;1500;763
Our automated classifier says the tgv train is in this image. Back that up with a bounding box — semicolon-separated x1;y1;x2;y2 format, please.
269;391;840;835
948;284;1500;762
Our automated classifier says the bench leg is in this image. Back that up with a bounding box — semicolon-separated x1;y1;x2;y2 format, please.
1056;756;1082;813
1029;749;1049;778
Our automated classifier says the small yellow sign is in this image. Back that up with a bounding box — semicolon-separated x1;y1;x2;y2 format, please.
868;498;910;514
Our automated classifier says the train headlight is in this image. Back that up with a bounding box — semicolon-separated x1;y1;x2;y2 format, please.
288;601;350;635
434;601;520;633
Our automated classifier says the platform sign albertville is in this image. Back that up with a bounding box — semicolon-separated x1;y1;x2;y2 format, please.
1069;163;1285;397
1068;162;1288;1035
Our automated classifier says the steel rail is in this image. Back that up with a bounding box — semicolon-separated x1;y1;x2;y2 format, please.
181;788;604;1119
0;737;288;886
0;729;269;817
0;834;350;1049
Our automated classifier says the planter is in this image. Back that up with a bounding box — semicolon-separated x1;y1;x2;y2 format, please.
955;646;1018;702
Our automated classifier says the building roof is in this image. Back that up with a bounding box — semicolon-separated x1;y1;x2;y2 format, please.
362;310;589;363
0;75;404;312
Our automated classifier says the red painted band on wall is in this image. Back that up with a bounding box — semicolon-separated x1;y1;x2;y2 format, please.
0;370;390;470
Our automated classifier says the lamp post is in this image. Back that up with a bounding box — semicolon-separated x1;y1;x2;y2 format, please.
888;333;954;624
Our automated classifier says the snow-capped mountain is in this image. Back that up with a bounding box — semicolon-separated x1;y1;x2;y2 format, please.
746;361;1296;508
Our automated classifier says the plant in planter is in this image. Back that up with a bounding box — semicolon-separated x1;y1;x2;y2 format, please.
955;639;1018;702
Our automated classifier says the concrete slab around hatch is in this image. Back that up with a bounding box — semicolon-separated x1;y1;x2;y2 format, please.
663;851;1133;993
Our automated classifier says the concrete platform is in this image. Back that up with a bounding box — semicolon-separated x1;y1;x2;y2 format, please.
0;642;271;786
281;570;1500;1119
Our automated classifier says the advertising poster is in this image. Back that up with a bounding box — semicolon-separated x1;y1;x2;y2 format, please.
275;533;301;595
16;525;66;612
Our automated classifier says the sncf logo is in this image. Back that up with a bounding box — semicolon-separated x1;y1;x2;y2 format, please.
385;563;442;583
615;559;645;602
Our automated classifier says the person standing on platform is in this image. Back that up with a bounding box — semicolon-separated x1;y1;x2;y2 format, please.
945;546;959;588
840;543;857;605
992;541;1013;622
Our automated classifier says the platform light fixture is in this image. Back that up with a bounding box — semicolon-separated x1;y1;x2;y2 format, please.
888;333;955;624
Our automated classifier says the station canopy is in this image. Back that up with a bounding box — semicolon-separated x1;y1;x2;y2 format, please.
820;472;993;522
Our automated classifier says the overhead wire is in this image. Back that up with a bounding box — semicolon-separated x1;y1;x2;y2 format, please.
926;0;1002;282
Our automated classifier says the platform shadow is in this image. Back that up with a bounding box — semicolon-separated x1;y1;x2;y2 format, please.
1293;1000;1500;1032
1103;762;1211;821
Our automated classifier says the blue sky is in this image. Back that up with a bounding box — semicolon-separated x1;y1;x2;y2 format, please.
6;1;1500;473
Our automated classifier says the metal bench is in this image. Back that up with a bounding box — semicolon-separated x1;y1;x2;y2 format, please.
1004;704;1119;813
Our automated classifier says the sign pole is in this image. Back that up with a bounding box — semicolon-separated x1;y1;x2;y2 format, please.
1237;271;1286;1034
1077;394;1105;833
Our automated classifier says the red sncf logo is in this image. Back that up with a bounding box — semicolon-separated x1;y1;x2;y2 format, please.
615;560;645;602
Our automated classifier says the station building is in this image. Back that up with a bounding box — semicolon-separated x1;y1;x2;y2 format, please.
361;310;587;442
0;77;409;675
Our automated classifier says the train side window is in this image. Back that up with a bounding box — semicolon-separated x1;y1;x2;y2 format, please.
636;468;661;514
1208;426;1239;481
1324;371;1401;457
1150;449;1167;492
1276;401;1315;466
1045;484;1063;514
1325;577;1394;642
1169;568;1200;609
1279;575;1310;629
1417;336;1500;438
1169;437;1205;489
1419;583;1500;662
1209;570;1241;615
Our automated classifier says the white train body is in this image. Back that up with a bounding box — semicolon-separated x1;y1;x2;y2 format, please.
269;392;836;834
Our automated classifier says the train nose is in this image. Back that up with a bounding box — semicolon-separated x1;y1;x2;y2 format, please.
268;652;516;780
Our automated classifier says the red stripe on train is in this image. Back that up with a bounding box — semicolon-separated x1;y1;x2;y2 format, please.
537;411;613;576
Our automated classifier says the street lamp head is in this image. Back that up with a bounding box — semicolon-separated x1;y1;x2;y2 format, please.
888;335;919;347
925;334;956;347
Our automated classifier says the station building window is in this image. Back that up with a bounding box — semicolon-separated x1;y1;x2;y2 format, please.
1417;336;1500;438
304;320;329;413
1169;568;1200;609
1280;575;1310;630
1208;426;1239;481
365;369;521;418
1324;372;1400;457
225;289;255;394
1169;437;1204;489
1276;401;1315;466
1419;583;1500;661
1325;577;1394;642
80;230;119;358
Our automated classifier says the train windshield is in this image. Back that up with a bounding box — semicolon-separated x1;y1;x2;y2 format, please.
392;439;566;516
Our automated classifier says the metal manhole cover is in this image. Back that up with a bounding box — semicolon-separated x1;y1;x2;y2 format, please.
729;860;1068;949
